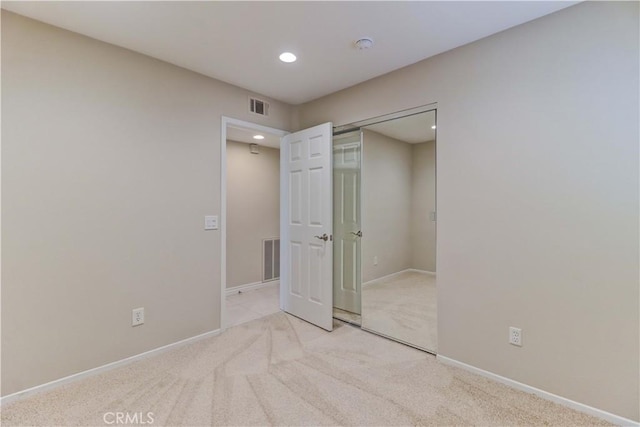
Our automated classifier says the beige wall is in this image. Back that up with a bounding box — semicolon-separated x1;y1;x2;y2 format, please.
1;11;292;396
410;141;436;272
3;2;639;422
299;2;639;421
226;140;279;288
362;129;412;282
362;132;436;282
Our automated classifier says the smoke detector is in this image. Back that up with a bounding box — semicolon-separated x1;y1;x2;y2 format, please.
354;37;374;50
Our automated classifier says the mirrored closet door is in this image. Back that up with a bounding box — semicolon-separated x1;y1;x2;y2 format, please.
333;108;437;353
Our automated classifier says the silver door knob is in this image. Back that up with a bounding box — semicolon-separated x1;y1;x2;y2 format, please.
314;233;329;242
350;230;363;238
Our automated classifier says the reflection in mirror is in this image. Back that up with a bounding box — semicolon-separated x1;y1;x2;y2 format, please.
360;110;437;352
332;131;363;325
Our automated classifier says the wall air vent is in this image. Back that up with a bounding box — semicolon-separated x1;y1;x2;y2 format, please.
263;238;280;282
249;97;269;116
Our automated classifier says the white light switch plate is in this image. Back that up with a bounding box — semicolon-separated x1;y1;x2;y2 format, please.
204;215;218;230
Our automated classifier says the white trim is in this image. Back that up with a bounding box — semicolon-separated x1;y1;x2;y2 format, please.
220;117;288;331
279;128;286;312
363;268;435;287
225;279;279;296
437;355;639;427
407;268;436;276
357;130;364;313
0;328;221;406
363;269;410;286
334;102;438;134
361;326;437;355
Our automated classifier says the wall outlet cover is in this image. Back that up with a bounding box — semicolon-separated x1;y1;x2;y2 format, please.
509;326;522;346
132;307;145;326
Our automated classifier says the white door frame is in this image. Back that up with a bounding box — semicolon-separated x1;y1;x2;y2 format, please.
220;116;288;331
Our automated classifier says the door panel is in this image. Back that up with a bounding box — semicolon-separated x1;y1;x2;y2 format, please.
280;123;333;331
333;132;362;314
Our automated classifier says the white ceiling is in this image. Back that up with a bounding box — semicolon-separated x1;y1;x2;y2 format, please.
364;110;436;144
227;125;281;149
2;1;579;105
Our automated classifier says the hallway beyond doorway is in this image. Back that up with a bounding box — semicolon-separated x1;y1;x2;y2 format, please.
226;282;280;327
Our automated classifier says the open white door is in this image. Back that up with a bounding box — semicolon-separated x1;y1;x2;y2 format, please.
280;122;333;331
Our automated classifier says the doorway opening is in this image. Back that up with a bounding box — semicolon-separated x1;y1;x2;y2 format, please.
222;119;335;332
220;117;287;330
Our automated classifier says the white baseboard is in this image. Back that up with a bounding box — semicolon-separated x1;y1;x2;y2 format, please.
407;268;436;275
0;328;221;406
226;279;279;296
363;269;410;287
437;355;639;427
363;269;435;287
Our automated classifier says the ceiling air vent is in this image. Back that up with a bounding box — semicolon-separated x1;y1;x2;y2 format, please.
249;97;269;116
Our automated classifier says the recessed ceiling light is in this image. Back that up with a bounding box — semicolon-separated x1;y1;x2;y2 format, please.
431;125;437;130
253;135;265;140
279;52;297;63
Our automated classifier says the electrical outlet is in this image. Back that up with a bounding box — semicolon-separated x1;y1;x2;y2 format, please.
132;307;144;326
373;256;378;266
509;327;522;346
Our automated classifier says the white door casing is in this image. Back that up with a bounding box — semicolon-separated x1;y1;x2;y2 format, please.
280;122;333;331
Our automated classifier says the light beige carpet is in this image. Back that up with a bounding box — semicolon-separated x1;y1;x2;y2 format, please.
1;312;609;426
362;271;437;352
